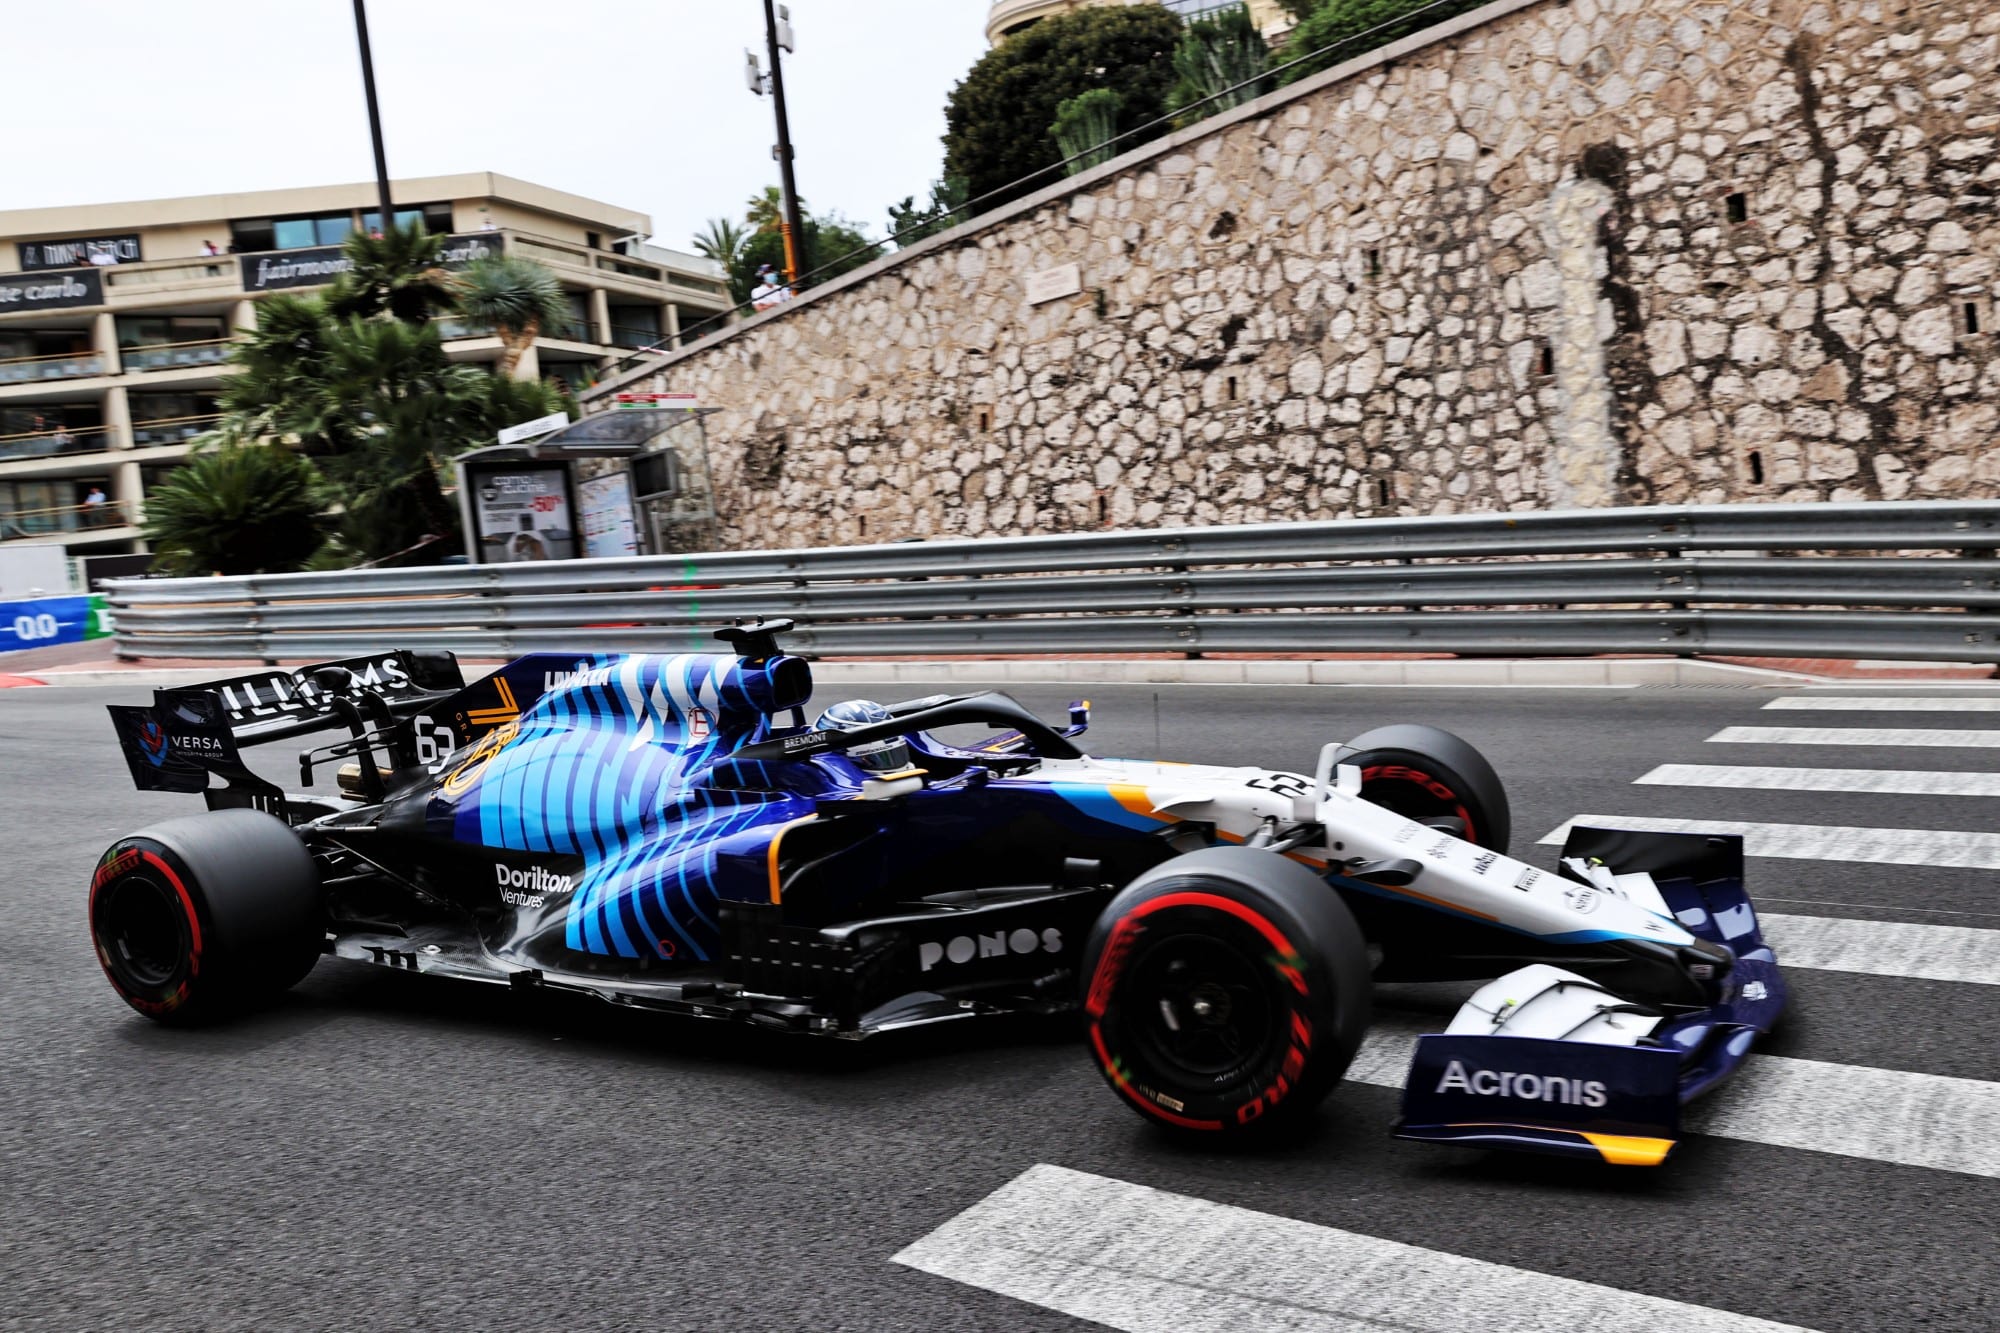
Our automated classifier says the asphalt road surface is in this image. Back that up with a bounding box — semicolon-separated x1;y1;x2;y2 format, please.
4;678;1998;1331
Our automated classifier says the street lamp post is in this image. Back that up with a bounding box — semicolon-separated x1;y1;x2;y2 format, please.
758;1;808;288
351;0;395;234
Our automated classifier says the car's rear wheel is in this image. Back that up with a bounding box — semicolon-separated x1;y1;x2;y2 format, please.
1342;723;1511;853
89;808;323;1025
1081;847;1370;1137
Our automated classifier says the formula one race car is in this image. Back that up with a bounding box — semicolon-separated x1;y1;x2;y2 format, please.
91;621;1785;1165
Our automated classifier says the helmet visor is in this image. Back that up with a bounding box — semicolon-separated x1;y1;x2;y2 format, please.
846;735;912;774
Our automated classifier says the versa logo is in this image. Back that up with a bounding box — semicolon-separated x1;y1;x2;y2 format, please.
1435;1058;1608;1107
919;927;1063;972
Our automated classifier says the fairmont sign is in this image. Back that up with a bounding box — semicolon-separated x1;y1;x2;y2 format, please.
238;232;505;293
0;267;104;312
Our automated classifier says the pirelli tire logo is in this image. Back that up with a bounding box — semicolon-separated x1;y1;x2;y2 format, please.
494;863;575;910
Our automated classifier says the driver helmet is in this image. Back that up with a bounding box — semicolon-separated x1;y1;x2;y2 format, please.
815;699;911;775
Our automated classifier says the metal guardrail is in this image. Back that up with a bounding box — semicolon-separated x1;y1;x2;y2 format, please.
104;501;2000;663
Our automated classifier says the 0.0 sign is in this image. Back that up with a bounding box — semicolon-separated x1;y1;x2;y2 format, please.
12;613;60;641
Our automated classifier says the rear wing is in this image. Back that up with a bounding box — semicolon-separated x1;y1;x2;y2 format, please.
108;649;464;808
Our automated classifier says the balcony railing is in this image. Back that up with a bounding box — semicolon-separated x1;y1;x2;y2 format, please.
0;425;112;462
0;498;138;541
130;412;222;447
119;338;233;373
437;318;602;345
609;323;667;350
0;349;106;386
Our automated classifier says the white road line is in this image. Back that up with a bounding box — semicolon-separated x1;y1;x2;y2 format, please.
1760;912;2000;987
894;1164;1818;1333
1348;1023;2000;1178
1710;725;2000;748
1634;763;2000;797
1540;814;2000;869
1766;696;2000;712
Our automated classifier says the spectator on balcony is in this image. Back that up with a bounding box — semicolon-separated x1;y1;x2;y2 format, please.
202;240;220;255
751;263;794;312
51;426;73;452
81;486;108;526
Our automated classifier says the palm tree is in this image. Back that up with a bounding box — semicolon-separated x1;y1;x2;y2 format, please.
327;222;456;323
453;254;570;378
692;217;746;270
1168;4;1274;123
218;293;352;453
745;185;805;234
143;443;330;575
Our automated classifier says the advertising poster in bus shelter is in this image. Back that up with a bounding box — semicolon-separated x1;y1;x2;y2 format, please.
467;463;576;563
577;471;639;559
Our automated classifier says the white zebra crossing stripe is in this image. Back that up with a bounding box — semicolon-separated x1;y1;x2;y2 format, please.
893;1164;1820;1333
1710;725;2000;749
1760;913;2000;987
1635;763;2000;798
1348;1022;2000;1178
1765;696;2000;711
1689;1053;2000;1178
1539;814;2000;869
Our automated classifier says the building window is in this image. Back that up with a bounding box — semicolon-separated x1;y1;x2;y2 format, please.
232;203;452;254
118;317;228;372
130;392;222;445
609;304;661;349
361;203;453;235
0;477;110;535
0;404;106;461
559;290;592;342
118;316;225;346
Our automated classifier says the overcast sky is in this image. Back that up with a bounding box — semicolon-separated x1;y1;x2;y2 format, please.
3;1;990;254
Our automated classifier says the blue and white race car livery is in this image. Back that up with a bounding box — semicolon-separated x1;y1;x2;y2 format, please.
91;619;1782;1165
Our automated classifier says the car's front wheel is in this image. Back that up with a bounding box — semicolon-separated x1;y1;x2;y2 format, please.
1342;723;1511;853
1080;847;1370;1137
89;808;323;1025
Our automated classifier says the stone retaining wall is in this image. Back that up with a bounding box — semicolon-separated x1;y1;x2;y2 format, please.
591;0;1999;548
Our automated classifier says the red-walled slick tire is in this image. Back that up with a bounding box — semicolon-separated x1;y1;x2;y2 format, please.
1081;847;1370;1138
1342;723;1511;853
88;808;323;1026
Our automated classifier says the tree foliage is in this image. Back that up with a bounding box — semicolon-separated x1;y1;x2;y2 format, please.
325;222;456;324
725;211;879;307
1167;3;1275;122
1052;88;1124;175
943;4;1183;209
454;254;570;378
143;442;330;576
885;176;969;248
165;226;571;569
692;217;746;272
1279;0;1480;84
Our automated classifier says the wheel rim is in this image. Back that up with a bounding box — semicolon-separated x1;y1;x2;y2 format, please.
97;873;190;993
1126;931;1280;1086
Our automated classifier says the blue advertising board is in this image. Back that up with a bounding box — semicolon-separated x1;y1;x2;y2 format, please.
0;595;109;652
